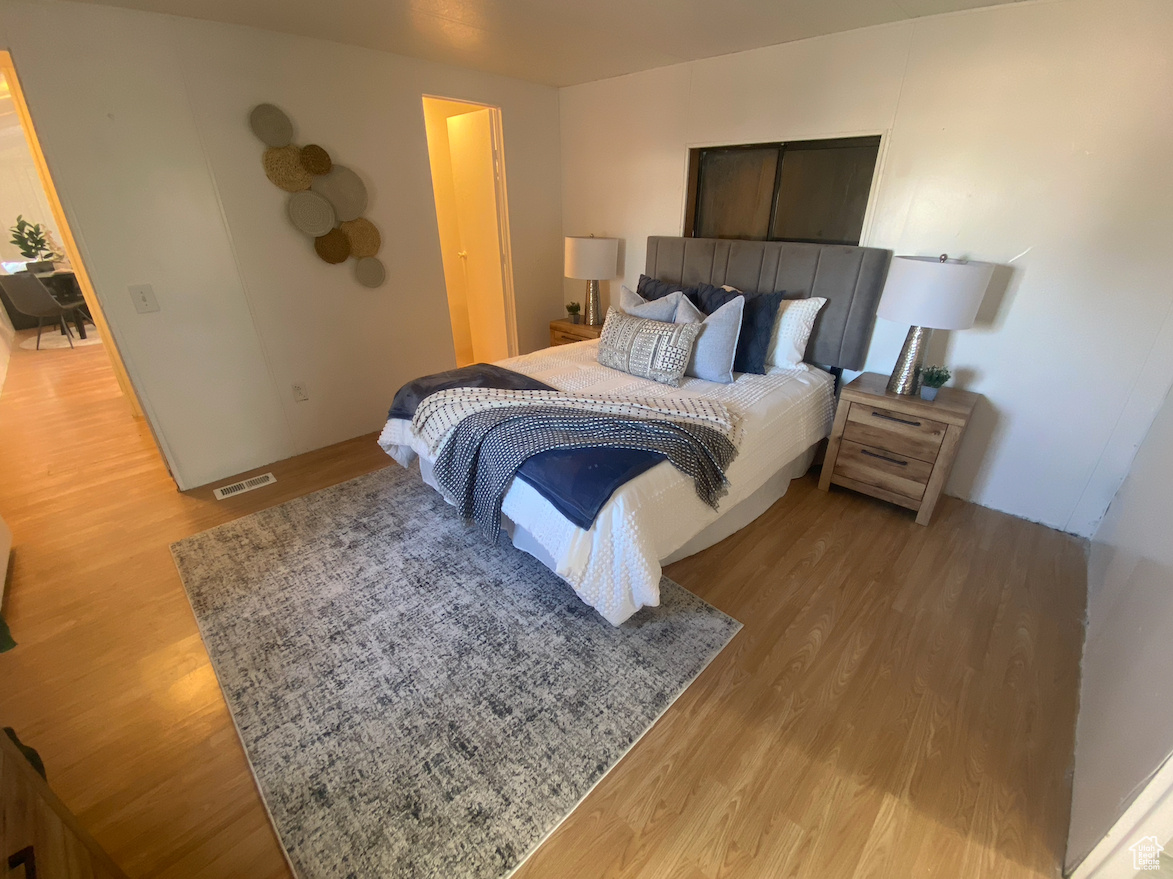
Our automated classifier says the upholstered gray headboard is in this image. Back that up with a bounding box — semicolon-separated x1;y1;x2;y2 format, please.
644;236;891;371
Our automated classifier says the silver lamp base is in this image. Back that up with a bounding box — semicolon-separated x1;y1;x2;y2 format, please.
584;280;601;326
887;325;931;395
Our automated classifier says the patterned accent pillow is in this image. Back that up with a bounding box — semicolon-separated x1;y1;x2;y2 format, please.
766;297;827;368
597;308;702;386
619;284;684;322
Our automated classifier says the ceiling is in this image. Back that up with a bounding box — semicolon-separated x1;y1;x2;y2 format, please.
73;0;1023;86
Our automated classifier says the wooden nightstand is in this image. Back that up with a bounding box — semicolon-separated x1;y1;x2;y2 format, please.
818;372;980;525
549;318;603;346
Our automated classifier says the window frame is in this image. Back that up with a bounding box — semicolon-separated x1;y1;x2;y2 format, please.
683;135;882;246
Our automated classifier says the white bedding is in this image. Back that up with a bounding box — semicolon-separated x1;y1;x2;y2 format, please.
379;340;835;625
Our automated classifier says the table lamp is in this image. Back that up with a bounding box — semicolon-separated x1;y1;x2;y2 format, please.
564;236;618;326
878;254;994;395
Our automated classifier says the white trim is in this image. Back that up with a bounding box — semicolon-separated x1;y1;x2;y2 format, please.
1070;752;1173;879
488;106;520;358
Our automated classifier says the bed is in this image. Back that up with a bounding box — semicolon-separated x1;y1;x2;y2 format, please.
381;236;890;624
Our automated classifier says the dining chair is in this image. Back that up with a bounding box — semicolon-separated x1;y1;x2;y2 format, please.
0;272;90;349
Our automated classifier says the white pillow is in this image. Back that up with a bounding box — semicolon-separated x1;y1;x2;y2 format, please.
765;297;827;368
618;285;683;322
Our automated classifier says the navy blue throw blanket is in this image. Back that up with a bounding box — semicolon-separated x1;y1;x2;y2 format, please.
388;364;664;529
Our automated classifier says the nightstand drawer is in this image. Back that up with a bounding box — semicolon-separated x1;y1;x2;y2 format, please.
843;403;947;462
551;330;586;345
835;440;934;500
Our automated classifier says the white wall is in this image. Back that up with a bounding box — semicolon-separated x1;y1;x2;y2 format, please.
1067;381;1173;869
559;0;1173;536
0;1;562;488
0;109;61;263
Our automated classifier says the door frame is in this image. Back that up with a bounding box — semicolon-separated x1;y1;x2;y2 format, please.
422;95;519;359
0;50;148;420
483;106;518;358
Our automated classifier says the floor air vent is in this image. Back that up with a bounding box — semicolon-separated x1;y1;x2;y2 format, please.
213;472;276;500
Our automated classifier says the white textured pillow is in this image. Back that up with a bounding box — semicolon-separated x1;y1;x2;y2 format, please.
618;285;683;322
765;297;827;368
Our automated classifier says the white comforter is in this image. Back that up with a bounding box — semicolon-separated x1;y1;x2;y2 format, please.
380;340;835;624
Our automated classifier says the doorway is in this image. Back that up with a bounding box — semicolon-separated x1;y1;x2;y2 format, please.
422;97;517;367
0;51;144;419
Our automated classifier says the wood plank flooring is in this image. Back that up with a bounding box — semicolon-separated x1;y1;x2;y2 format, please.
0;334;1087;878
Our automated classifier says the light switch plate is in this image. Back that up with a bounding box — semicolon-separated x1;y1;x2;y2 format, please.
129;284;160;314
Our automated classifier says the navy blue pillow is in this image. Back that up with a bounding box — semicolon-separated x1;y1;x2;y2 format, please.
637;274;701;308
695;283;785;375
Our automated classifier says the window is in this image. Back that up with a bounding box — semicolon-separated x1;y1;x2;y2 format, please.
684;136;880;245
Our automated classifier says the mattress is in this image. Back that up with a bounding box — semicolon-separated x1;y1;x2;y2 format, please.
380;340;835;624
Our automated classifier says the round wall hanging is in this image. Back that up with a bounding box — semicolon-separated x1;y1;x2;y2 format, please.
355;257;386;288
300;144;332;175
310;165;367;221
340;218;381;258
263;146;312;192
314;228;351;264
249;104;293;148
287;191;336;237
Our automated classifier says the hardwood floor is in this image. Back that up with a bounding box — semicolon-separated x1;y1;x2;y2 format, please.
0;334;1087;878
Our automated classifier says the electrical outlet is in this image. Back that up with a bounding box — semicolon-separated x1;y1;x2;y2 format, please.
128;284;160;314
292;382;310;403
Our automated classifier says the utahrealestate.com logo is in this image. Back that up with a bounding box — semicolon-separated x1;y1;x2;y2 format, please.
1130;836;1164;872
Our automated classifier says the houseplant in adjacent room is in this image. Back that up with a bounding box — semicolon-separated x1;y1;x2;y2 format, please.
565;301;581;324
8;215;55;272
920;365;951;401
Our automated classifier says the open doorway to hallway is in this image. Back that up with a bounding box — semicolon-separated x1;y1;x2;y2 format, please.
422;96;518;367
0;51;147;423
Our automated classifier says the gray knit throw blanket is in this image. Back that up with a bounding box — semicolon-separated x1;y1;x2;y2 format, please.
431;405;738;541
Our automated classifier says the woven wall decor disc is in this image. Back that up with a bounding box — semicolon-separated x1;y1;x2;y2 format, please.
340;218;381;258
355;257;386;288
300;144;332;175
310;165;367;221
314;228;351;264
263;146;312;192
287;191;336;237
249;104;293;147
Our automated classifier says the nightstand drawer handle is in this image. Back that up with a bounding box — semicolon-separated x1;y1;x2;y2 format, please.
871;411;921;427
860;449;908;467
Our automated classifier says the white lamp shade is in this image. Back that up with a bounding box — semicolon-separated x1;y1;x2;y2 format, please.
877;256;994;330
564;236;618;280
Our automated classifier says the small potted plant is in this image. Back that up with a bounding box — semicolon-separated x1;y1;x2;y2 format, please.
920;365;951;401
565;301;582;324
9;215;55;272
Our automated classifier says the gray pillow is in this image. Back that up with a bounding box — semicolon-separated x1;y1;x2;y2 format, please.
619;284;683;321
597;308;701;386
674;294;744;384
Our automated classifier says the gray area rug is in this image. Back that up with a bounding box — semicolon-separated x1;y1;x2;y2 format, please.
172;464;740;879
